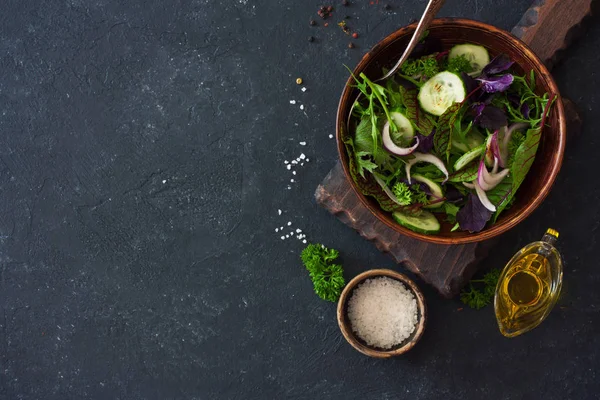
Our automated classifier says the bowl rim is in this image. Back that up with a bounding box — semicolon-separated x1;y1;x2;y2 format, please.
336;269;427;358
336;17;566;245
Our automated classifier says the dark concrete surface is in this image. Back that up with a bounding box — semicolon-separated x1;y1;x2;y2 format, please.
0;0;598;398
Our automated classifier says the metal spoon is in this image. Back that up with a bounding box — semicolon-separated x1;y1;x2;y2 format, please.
347;0;446;127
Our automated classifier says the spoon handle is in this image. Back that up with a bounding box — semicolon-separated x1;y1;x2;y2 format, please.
379;0;447;81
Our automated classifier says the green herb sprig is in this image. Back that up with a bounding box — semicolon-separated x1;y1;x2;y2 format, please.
460;268;501;309
301;244;345;302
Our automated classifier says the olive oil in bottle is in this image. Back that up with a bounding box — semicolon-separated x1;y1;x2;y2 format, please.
494;229;563;338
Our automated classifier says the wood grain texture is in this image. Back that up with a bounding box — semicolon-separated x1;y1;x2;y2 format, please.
315;163;494;298
512;0;595;69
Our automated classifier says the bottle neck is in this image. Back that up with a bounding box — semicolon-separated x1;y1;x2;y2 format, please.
542;228;559;247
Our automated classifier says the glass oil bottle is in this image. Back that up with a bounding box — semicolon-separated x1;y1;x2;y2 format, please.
494;229;563;338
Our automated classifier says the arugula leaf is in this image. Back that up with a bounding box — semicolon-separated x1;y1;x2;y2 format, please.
345;139;404;212
398;86;436;134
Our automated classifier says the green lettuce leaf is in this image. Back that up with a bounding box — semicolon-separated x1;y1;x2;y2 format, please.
488;127;541;221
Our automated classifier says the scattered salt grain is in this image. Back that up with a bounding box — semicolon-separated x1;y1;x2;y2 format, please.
290;179;294;183
290;100;296;104
292;171;296;175
280;236;285;240
347;277;418;349
299;141;307;146
300;104;304;110
278;209;282;215
287;221;292;226
284;160;289;164
299;153;306;160
275;228;279;232
301;87;307;92
329;134;334;139
162;180;167;184
296;228;302;233
291;160;298;165
303;240;307;243
286;165;291;170
286;234;290;238
287;186;291;190
305;158;310;162
300;163;304;166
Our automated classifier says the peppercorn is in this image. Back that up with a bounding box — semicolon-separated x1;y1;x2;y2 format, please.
352;32;358;39
309;19;316;26
384;4;392;10
348;42;355;49
327;5;333;12
308;36;315;42
296;78;303;85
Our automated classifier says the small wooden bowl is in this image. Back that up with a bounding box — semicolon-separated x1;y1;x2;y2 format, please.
337;269;427;358
336;18;566;245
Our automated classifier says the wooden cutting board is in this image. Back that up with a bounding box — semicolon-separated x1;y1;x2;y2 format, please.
315;0;593;298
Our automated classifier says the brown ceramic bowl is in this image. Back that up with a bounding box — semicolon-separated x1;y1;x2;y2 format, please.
337;269;426;358
337;18;566;245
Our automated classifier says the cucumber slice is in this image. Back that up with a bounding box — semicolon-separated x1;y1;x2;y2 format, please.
389;111;415;146
392;209;440;234
448;44;490;76
418;71;466;116
454;145;485;171
412;174;444;209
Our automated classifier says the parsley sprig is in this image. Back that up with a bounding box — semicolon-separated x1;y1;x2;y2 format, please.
301;244;345;302
460;268;501;309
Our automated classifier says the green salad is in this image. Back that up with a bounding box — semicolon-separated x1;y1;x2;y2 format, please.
345;43;556;234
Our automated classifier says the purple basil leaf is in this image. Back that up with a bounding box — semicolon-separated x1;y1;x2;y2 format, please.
471;102;485;119
461;72;479;97
481;54;514;76
507;93;521;107
416;129;435;153
445;185;464;203
456;193;492;233
477;74;514;93
521;103;531;119
474;105;508;130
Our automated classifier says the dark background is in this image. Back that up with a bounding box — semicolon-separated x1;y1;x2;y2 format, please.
0;0;598;398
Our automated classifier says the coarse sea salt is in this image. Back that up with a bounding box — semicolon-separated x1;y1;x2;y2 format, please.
347;277;418;349
329;134;334;139
301;87;307;92
299;141;306;146
290;100;296;104
278;209;282;215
